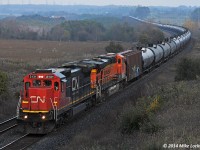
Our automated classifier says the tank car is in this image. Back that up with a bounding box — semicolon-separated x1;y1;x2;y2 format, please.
141;47;155;71
148;45;164;65
158;42;171;61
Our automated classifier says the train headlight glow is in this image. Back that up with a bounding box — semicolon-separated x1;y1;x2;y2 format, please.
41;115;46;120
24;115;28;119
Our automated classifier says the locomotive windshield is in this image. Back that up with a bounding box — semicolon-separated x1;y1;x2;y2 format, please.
32;80;52;87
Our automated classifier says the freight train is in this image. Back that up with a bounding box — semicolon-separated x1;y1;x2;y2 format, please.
16;17;191;134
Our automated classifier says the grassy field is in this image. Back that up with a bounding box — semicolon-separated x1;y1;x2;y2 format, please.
0;40;133;67
0;39;132;119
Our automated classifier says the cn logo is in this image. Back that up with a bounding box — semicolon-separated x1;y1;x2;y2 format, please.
72;77;79;91
30;96;46;103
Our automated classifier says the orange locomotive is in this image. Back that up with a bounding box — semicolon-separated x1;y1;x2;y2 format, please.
16;50;142;134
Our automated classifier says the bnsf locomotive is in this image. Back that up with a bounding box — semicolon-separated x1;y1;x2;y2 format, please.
16;18;191;134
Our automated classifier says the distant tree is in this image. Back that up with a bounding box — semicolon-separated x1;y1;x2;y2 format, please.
191;8;200;21
132;6;150;19
139;33;149;45
105;41;124;53
183;19;199;33
105;23;136;42
138;26;164;45
48;20;105;41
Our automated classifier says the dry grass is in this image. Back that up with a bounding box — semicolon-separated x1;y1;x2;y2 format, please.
0;39;132;67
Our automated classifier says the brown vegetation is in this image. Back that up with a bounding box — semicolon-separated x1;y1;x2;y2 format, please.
184;20;200;39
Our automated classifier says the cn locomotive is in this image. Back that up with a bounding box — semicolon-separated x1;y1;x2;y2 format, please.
16;17;191;134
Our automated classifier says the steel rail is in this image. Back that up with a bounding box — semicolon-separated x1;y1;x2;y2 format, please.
0;116;17;125
0;133;29;150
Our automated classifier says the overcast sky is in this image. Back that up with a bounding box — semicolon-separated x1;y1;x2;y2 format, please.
0;0;199;7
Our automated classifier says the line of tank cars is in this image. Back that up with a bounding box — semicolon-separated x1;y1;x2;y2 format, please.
16;17;191;134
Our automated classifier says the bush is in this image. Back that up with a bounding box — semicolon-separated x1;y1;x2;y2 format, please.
120;106;146;133
140;115;161;134
120;96;161;134
175;58;200;81
105;41;124;53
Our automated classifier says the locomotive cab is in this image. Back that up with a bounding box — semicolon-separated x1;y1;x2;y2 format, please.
17;69;62;134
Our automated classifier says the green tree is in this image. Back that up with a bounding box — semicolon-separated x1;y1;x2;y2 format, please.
191;8;200;21
105;23;136;42
132;6;150;19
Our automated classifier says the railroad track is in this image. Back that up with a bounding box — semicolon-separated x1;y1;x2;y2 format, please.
0;133;44;150
0;116;44;150
0;116;17;135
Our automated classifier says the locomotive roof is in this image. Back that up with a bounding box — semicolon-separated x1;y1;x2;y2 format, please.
53;68;66;79
34;52;117;78
34;67;82;79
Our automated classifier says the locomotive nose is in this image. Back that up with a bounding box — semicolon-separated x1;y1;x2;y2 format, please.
28;88;54;111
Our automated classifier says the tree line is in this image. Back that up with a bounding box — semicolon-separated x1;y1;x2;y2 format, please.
0;19;164;43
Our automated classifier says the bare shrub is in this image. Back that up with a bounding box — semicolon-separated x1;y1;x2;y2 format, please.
119;96;162;134
175;58;200;81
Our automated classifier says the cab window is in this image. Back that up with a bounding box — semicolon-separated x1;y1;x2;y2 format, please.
25;82;30;97
25;82;30;90
33;80;41;87
61;82;64;92
118;59;121;64
54;82;59;91
44;80;52;87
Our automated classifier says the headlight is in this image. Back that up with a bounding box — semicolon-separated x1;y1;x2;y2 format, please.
24;115;28;119
41;115;46;120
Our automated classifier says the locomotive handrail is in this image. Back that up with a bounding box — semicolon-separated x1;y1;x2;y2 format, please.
50;98;57;121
